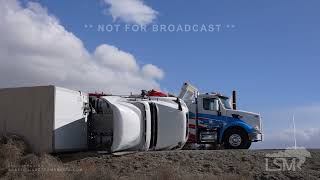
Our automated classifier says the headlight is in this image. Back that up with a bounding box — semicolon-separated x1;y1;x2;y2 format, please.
254;115;260;118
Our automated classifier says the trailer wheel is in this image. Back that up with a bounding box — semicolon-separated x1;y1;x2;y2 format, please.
223;128;250;149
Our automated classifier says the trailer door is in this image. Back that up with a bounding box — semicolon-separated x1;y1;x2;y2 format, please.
54;87;88;152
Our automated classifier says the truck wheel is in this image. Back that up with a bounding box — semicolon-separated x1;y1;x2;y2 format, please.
223;129;249;149
244;141;252;149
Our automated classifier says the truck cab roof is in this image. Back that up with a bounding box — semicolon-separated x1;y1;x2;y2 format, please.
201;92;228;98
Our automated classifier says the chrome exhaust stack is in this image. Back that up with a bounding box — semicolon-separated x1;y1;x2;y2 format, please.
232;90;237;110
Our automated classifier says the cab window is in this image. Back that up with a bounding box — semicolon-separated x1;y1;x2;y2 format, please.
203;98;218;111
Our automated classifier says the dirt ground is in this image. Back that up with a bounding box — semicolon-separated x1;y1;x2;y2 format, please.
1;136;320;180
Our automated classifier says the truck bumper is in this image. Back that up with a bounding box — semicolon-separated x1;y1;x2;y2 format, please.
249;132;263;142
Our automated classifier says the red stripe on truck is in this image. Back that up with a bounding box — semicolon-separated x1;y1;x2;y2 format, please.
189;124;196;129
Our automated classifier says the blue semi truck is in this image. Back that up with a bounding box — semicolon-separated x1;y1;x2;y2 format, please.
179;83;263;149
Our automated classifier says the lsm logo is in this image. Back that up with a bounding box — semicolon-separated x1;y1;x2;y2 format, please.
265;148;311;171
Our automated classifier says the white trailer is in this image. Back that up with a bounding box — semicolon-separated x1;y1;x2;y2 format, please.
0;86;88;153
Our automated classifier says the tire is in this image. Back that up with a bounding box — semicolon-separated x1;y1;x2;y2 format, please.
244;141;252;149
223;128;250;149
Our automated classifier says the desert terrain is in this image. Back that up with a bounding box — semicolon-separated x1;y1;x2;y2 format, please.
1;136;319;180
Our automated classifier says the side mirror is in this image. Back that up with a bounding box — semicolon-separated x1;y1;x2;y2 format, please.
214;99;219;111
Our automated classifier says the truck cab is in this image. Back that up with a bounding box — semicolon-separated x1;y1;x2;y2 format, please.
146;96;189;150
88;93;188;153
179;83;262;149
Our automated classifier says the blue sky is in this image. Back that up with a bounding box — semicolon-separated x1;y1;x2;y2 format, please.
36;0;320;100
1;0;320;148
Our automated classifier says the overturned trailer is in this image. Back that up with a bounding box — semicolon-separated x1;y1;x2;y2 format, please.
0;86;189;153
0;86;88;153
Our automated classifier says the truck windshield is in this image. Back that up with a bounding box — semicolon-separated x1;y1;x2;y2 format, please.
220;97;232;109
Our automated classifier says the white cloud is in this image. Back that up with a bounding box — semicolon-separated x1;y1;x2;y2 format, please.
94;44;139;72
142;64;164;80
103;0;158;25
0;0;164;94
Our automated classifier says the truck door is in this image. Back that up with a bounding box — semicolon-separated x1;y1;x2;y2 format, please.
196;96;221;143
198;97;221;125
